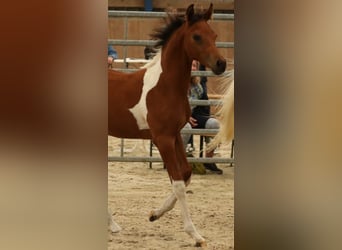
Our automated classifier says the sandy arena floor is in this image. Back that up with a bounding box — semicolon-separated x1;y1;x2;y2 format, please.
108;137;234;249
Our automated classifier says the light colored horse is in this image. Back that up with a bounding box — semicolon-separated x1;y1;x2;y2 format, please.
209;71;234;149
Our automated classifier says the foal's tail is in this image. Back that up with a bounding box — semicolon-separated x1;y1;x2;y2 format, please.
208;70;234;150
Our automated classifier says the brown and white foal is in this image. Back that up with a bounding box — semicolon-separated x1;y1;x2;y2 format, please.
108;4;226;247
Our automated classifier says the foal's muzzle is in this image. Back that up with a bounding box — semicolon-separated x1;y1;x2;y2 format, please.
212;59;227;75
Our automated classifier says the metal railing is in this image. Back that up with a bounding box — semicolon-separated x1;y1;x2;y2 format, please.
108;10;234;20
111;68;234;77
108;39;234;48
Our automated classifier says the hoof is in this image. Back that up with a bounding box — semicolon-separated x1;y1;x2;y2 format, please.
149;211;158;222
195;240;207;248
109;223;122;233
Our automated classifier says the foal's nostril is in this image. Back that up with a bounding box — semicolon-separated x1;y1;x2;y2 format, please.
216;59;227;72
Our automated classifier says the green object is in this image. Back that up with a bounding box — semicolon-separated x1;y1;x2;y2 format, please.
191;162;207;175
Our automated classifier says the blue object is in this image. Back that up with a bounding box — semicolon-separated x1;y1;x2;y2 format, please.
144;0;153;11
108;45;118;59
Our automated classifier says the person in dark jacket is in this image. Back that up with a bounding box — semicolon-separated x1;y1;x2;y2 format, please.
182;61;223;175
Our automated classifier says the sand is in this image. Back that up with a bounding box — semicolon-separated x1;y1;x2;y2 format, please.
108;137;234;249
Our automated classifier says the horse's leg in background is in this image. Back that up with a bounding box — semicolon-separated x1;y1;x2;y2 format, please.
108;209;121;233
153;134;206;247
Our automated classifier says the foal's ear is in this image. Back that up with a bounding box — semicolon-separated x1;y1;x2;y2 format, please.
203;3;213;21
186;4;195;22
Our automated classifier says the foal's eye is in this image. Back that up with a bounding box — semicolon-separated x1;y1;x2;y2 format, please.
193;34;201;42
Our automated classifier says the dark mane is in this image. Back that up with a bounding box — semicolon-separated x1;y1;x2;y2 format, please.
151;12;207;48
151;14;185;48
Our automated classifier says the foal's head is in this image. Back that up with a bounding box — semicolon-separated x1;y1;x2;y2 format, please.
152;4;226;75
183;4;226;75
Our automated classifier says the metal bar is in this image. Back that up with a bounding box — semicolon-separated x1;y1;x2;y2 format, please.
120;138;124;157
108;39;155;46
123;17;128;65
108;156;234;164
216;41;235;48
114;58;150;63
181;129;219;135
108;11;234;20
108;39;234;48
230;139;235;167
191;70;233;77
149;140;153;169
189;99;222;106
200;135;204;158
110;68;234;77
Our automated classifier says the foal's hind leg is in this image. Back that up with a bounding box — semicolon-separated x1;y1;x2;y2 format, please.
149;135;178;221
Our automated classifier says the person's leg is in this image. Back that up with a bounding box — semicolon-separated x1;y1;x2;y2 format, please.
204;118;220;154
181;122;192;151
204;118;223;174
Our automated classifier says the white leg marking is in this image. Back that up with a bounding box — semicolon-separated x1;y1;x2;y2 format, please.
129;51;163;129
172;180;205;244
150;193;177;220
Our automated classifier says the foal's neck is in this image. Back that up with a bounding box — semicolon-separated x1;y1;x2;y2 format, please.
161;27;192;92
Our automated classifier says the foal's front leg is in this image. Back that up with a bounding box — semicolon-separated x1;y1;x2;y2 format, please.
174;133;205;247
152;135;206;247
149;192;177;221
150;132;193;221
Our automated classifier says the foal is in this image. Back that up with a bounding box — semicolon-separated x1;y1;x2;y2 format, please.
108;4;226;247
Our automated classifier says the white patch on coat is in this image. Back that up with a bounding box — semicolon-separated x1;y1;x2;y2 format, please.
129;51;162;129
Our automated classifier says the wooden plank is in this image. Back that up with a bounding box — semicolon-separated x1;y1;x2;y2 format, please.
208;94;224;99
108;0;144;8
108;0;234;11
